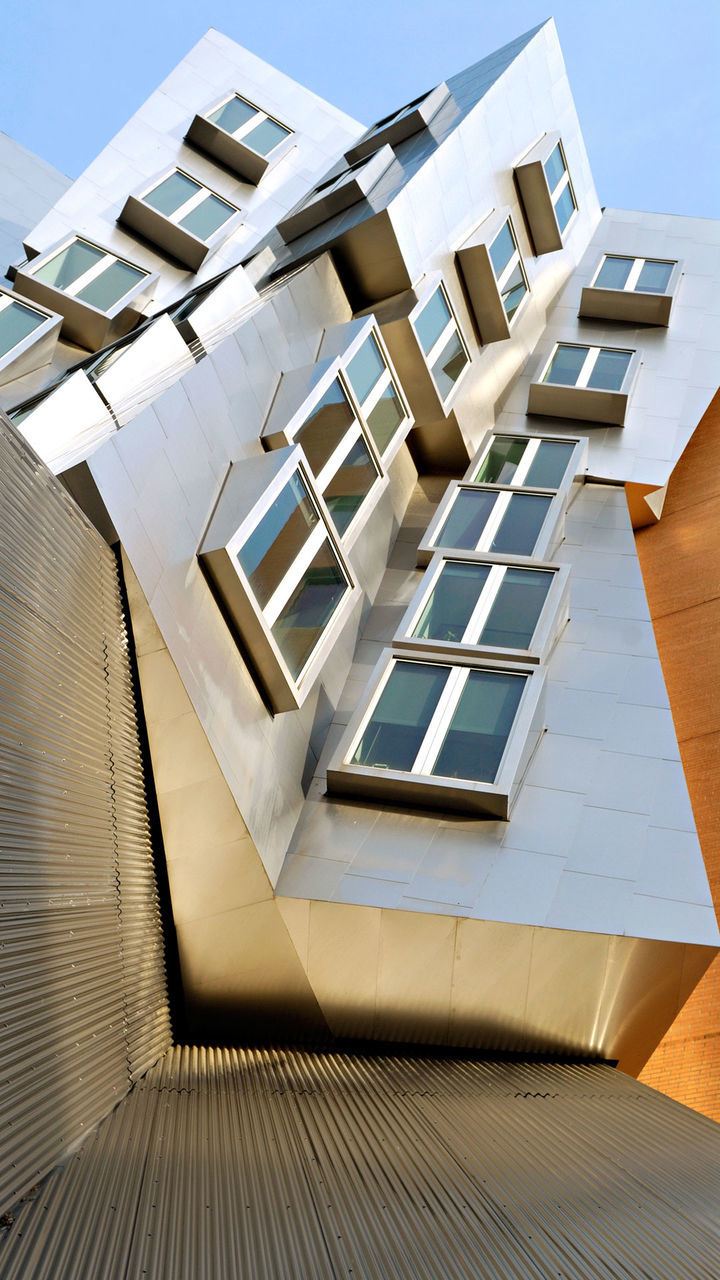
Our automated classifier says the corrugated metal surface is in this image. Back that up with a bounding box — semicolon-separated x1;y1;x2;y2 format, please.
0;413;171;1215
2;1045;718;1279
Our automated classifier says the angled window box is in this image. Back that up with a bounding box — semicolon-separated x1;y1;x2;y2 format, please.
579;255;681;326
417;483;567;568
515;133;577;254
120;169;241;271
0;287;62;387
394;554;570;666
456;209;529;343
327;649;546;819
527;343;640;425
186;93;293;184
200;447;358;713
277;145;395;244
344;82;451;164
319;316;413;463
13;236;155;352
469;431;586;492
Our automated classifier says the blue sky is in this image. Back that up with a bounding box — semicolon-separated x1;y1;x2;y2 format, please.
2;0;718;218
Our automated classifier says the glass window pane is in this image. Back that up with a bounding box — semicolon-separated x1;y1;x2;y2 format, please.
414;288;451;354
501;261;527;321
323;437;379;535
554;184;576;233
490;493;551;555
144;171;201;216
295;380;357;474
431;331;468;400
412;561;491;643
243;117;291;156
523;441;575;489
431;669;526;782
436;489;498;550
595;256;633;290
75;260;146;310
636;260;674;294
544;143;566;191
489;222;516;278
238;474;318;608
272;540;347;678
477;568;553;649
0;300;45;357
475;437;527;485
346;334;386;404
33;240;105;290
365;382;405;454
179;193;235;240
352;662;450;771
544;345;587;386
208;95;257;134
587;348;632;391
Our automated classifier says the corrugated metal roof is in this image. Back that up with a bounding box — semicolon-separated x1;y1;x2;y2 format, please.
2;1045;718;1279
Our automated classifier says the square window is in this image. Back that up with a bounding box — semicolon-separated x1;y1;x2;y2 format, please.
186;93;293;184
200;449;357;712
580;255;680;326
528;343;640;425
327;650;546;818
472;433;581;491
120;170;240;271
418;482;566;566
515;133;578;254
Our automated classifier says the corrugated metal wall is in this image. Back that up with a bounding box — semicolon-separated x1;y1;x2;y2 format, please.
1;1045;719;1279
0;413;170;1216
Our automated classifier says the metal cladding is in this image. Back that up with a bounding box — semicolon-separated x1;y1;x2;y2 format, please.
1;1044;719;1279
0;411;170;1215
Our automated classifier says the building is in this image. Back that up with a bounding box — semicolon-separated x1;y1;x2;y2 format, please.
1;20;719;1277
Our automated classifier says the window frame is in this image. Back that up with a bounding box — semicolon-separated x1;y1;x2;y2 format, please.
579;255;682;326
277;144;396;244
394;552;570;665
409;279;471;409
344;82;451;164
468;431;586;493
199;447;359;713
327;648;546;818
186;92;294;184
417;482;568;568
120;169;241;272
527;342;641;426
514;132;578;254
0;286;62;387
456;207;531;344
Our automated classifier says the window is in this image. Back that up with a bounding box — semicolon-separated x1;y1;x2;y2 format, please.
292;378;381;537
420;486;555;564
344;82;450;164
412;284;470;404
544;142;576;235
186;94;293;184
0;292;61;385
277;145;395;243
528;343;639;425
456;210;529;343
0;295;47;358
579;255;680;326
397;557;568;663
488;219;528;323
200;450;357;712
327;651;546;817
345;332;410;457
120;172;239;271
29;239;148;312
514;133;577;254
472;434;579;490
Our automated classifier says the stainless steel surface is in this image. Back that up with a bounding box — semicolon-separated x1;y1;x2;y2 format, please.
1;1044;719;1280
0;411;170;1215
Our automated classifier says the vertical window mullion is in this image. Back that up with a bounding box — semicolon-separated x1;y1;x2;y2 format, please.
575;347;598;389
511;439;538;487
464;564;506;642
625;259;644;291
477;489;510;550
64;255;112;298
262;520;326;625
412;666;468;774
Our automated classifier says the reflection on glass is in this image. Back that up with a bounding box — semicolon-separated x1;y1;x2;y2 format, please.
524;441;575;489
295;380;356;474
33;240;104;290
637;260;674;293
475;437;526;485
431;669;525;782
0;301;45;357
413;561;491;643
544;143;566;191
366;382;405;453
587;349;632;391
75;261;146;311
431;331;468;400
554;184;576;233
346;334;386;403
323;437;378;535
501;262;527;320
595;256;633;290
490;493;551;555
179;194;235;240
238;474;318;608
243;117;291;156
145;172;200;215
543;345;587;386
209;95;257;134
352;662;450;771
436;489;498;550
489;222;516;277
414;288;451;354
272;540;347;678
479;569;553;649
